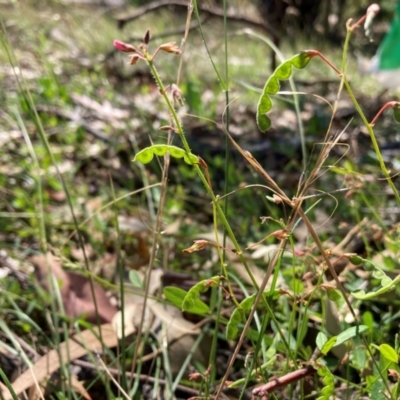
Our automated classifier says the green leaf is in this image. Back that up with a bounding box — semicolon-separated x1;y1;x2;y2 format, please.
370;378;386;400
346;254;364;265
316;365;334;400
352;275;400;300
316;332;328;350
392;382;400;400
352;346;368;371
381;275;393;287
352;261;400;300
256;52;314;132
335;325;368;347
362;311;374;331
326;287;341;302
379;344;398;363
353;285;394;300
394;106;400;123
226;290;282;340
134;145;199;165
163;286;209;315
129;270;142;288
164;286;189;309
226;308;244;340
182;276;220;311
372;269;387;280
321;337;337;355
290;278;304;293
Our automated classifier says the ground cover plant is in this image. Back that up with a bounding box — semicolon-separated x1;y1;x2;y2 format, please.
1;0;400;399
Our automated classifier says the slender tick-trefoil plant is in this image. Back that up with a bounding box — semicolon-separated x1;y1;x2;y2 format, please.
114;3;400;398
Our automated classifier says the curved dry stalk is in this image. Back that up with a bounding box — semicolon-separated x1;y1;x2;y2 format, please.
215;119;355;398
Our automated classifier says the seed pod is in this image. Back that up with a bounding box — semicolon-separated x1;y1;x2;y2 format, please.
143;29;151;45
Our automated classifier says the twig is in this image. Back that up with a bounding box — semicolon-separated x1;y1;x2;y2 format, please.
252;365;316;397
104;17;207;63
35;105;112;142
115;0;279;40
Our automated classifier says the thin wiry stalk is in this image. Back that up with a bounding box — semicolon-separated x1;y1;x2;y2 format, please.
110;177;127;393
214;90;352;396
129;137;171;393
147;55;258;299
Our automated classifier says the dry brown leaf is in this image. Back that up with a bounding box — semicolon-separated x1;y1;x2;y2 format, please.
32;252;117;323
1;324;117;400
112;303;149;338
27;371;91;400
150;301;210;377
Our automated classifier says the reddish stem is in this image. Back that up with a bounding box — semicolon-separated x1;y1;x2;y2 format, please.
349;14;366;32
370;101;400;127
252;366;316;397
307;50;341;76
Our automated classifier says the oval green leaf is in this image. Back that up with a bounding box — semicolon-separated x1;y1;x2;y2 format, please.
321;337;338;355
326;287;342;302
163;286;209;315
226;308;244;340
334;325;368;347
316;332;328;351
346;254;364;265
379;343;398;363
226;290;282;340
316;365;334;400
129;270;143;288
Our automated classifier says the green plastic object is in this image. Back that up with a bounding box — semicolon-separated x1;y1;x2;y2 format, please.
378;1;400;70
368;1;400;88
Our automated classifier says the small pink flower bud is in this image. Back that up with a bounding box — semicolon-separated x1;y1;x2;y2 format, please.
293;249;305;257
113;40;137;53
188;372;202;381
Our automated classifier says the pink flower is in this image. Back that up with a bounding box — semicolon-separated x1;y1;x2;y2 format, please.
113;40;137;53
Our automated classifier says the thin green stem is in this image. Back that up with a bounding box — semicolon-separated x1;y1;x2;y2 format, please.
341;24;399;204
192;0;227;91
343;77;400;203
222;0;231;252
146;55;259;292
339;23;396;399
146;46;298;397
212;201;240;308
